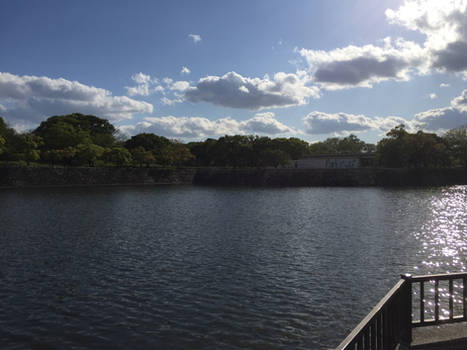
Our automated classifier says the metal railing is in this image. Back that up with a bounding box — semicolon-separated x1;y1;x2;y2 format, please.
335;272;467;350
411;272;467;327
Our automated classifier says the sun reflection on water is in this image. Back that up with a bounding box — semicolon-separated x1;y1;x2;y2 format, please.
413;185;467;274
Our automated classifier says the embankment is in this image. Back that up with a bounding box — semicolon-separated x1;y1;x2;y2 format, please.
193;167;467;187
0;166;466;188
0;166;196;187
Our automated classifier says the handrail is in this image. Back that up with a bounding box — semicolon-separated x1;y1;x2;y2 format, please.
410;271;467;282
335;278;410;350
335;272;467;350
410;272;467;327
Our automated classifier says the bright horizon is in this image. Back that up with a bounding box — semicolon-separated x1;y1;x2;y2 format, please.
0;0;466;143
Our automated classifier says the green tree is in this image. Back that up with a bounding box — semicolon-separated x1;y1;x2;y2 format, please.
337;134;367;153
377;125;449;168
309;134;367;154
407;131;449;168
32;113;117;165
0;117;18;160
34;113;116;149
376;125;410;167
271;137;311;159
170;141;195;166
213;135;254;167
125;133;173;166
443;126;467;167
103;146;133;166
131;146;155;167
0;135;5;155
14;134;43;165
187;138;218;166
258;149;292;168
74;143;105;166
43;147;77;166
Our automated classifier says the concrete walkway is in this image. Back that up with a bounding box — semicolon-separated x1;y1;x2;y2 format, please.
411;322;467;349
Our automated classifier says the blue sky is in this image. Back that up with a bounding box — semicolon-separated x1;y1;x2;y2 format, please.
0;0;466;143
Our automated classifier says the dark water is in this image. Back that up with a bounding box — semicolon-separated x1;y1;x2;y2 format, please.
0;185;466;350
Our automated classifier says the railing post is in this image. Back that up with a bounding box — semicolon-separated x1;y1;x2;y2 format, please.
400;274;412;349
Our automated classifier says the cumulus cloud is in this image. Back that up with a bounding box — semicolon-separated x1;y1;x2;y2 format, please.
125;73;190;103
300;38;426;90
119;112;294;139
181;66;191;75
188;34;202;43
303;111;415;136
185;71;319;110
161;94;185;106
131;72;151;84
125;72;163;97
414;108;467;131
413;89;467;132
158;81;190;106
452;89;467;112
126;84;151;97
429;93;437;99
386;0;467;75
0;72;153;126
299;0;467;89
440;83;450;87
241;112;294;134
170;81;190;92
304;112;377;135
303;89;467;135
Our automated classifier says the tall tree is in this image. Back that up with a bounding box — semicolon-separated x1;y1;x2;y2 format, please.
443;126;467;167
13;134;43;165
125;133;174;165
377;125;449;168
34;113;117;150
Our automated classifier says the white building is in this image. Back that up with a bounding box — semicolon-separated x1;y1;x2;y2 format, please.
294;154;376;169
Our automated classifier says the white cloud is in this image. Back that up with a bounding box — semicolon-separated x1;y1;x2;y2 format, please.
161;93;185;106
126;73;190;104
386;0;467;75
126;84;150;97
170;81;190;92
374;115;415;133
181;66;191;75
0;72;153;125
452;89;467;112
153;85;165;93
299;0;467;90
386;0;466;50
414;89;467;131
162;77;173;85
131;72;151;84
414;107;467;131
238;86;249;93
304;112;378;135
303;111;415;136
300;38;426;90
126;72;163;97
303;89;467;135
185;71;319;110
242;112;294;134
440;83;450;87
429;93;437;99
188;34;202;43
119;113;294;139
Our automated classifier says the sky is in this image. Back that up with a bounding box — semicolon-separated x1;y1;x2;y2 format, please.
0;0;466;143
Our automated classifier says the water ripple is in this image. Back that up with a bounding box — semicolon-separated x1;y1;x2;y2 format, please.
0;186;466;349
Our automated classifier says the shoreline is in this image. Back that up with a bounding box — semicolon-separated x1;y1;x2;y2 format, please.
1;166;466;188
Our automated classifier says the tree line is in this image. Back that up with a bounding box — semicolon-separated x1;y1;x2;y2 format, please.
0;113;466;168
